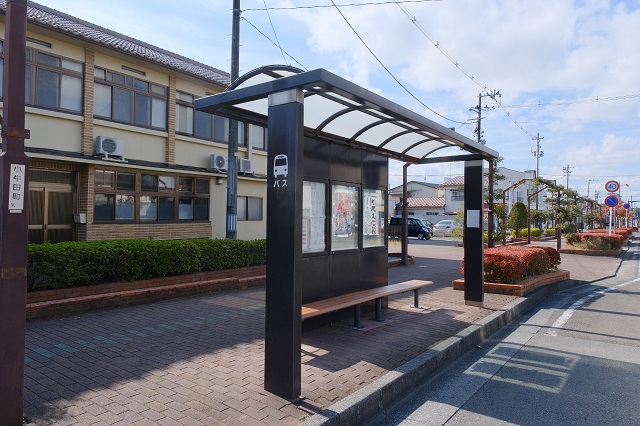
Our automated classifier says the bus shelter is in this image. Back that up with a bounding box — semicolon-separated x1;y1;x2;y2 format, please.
195;66;498;399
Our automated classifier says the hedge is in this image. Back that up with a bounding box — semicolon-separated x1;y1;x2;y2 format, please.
460;245;561;284
510;228;542;238
27;239;266;292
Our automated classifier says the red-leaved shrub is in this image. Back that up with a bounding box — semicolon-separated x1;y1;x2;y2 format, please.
461;246;561;284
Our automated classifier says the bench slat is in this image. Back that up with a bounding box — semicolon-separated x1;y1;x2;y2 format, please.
301;280;432;320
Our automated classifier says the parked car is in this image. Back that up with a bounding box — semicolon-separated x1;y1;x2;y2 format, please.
389;217;433;240
433;220;460;237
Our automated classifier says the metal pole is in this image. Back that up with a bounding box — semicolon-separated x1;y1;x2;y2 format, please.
226;0;241;239
401;163;409;266
476;93;482;145
0;1;30;424
527;190;531;244
487;160;494;248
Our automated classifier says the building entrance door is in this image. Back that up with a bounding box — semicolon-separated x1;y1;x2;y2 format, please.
28;171;77;243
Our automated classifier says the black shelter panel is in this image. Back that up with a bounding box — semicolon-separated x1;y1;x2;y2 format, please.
328;251;362;296
300;256;330;303
331;143;361;183
362;152;388;188
360;249;388;290
303;136;330;179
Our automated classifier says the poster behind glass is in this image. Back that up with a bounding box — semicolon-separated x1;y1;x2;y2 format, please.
363;188;385;247
331;184;359;251
302;181;326;253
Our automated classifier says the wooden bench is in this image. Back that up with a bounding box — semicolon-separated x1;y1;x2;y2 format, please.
301;279;433;328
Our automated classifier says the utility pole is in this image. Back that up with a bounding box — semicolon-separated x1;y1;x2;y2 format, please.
531;133;543;210
587;179;595;199
562;164;573;189
470;90;501;145
226;0;241;239
0;1;29;423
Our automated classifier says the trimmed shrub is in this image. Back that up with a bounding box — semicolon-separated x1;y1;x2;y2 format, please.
511;228;542;238
461;246;561;284
565;233;581;245
27;239;266;292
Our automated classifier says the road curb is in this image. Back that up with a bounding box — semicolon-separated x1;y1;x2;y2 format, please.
301;278;587;426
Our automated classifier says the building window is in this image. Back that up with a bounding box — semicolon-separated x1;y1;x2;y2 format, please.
94;170;209;222
94;67;167;129
175;91;260;148
15;48;83;113
237;196;263;221
451;190;464;201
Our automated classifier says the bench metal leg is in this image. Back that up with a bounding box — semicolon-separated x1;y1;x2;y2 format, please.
413;289;420;308
375;297;383;322
353;304;364;328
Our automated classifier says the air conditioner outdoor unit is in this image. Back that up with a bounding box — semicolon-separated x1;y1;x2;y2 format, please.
209;154;228;172
238;158;254;175
95;136;125;161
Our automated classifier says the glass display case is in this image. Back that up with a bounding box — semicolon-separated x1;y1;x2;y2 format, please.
331;184;359;251
302;181;326;253
363;188;385;248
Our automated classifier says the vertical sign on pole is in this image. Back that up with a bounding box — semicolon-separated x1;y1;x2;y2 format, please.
264;89;304;400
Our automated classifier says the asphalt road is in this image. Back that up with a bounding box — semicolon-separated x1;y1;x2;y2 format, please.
369;237;640;426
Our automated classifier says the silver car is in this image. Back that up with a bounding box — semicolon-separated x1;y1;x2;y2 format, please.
433;220;459;237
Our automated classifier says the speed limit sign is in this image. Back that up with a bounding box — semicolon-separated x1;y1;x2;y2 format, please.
605;180;620;192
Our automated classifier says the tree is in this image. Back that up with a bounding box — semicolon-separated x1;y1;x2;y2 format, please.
506;201;528;237
484;157;506;243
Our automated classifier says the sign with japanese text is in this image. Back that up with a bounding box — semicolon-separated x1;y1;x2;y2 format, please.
8;163;26;213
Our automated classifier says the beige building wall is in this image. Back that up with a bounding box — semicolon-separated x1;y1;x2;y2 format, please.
4;11;268;243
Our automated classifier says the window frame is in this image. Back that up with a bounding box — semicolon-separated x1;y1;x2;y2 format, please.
18;46;84;114
94;66;167;130
93;169;209;223
237;195;263;221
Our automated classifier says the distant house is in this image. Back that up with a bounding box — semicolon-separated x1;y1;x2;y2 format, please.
440;176;465;214
388;181;439;217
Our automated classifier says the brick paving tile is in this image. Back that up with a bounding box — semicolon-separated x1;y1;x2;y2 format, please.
21;239;623;425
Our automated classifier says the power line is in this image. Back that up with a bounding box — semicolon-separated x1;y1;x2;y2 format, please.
262;0;288;65
502;92;640;109
243;1;440;12
330;0;467;125
241;16;308;70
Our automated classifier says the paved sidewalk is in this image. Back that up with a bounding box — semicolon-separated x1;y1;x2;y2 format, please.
23;239;623;425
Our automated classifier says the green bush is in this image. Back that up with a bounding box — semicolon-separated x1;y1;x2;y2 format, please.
27;239;266;292
565;233;581;245
562;223;578;234
544;228;556;236
510;228;542;238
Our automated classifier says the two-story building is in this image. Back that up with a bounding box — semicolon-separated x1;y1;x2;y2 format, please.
1;2;268;243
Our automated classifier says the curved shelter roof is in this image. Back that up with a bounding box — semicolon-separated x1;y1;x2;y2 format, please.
195;65;498;164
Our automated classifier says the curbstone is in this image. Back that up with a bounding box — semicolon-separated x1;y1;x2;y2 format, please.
301;278;586;426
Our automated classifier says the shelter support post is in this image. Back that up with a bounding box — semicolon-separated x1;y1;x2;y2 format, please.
0;1;29;424
264;89;304;400
463;160;484;306
401;163;409;265
487;161;494;248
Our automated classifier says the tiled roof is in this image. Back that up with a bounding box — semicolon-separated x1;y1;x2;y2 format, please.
0;1;230;87
407;197;445;208
440;176;465;187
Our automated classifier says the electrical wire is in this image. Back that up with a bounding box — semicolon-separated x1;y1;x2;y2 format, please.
330;0;468;125
242;1;440;12
241;16;308;70
263;0;289;66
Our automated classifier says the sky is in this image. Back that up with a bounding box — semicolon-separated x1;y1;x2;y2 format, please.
40;0;640;203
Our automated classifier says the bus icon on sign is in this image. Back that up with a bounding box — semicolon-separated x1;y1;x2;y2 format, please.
274;154;288;178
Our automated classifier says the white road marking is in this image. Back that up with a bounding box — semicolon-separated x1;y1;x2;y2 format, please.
546;252;640;336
